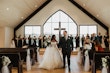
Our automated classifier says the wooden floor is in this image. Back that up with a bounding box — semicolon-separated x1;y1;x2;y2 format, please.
12;55;101;73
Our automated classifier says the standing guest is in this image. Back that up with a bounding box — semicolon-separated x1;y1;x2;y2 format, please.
81;35;85;47
104;32;109;51
70;35;74;50
10;38;16;48
43;35;47;48
14;35;18;47
38;35;42;48
18;35;22;48
33;36;37;47
93;40;104;51
28;35;32;47
23;36;27;46
97;32;102;44
75;34;80;48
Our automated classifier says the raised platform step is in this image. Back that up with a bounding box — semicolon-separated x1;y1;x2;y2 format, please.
39;48;78;55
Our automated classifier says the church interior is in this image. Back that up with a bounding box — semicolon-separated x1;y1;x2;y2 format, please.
0;0;110;73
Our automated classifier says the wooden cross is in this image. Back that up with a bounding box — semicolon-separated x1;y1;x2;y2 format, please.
54;22;65;40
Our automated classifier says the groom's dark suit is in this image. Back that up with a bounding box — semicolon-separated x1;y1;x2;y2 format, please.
59;36;73;68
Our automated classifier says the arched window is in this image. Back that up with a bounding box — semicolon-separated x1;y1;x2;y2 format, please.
44;10;77;41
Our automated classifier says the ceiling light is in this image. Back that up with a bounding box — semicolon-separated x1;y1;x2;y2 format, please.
6;8;9;10
96;14;99;17
83;4;86;7
35;5;37;7
21;17;24;19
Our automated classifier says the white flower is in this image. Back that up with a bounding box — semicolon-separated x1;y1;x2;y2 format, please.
2;56;11;66
102;56;109;68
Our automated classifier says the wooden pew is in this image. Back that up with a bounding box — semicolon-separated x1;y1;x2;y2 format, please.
0;53;23;73
0;47;38;72
92;52;110;73
0;48;28;73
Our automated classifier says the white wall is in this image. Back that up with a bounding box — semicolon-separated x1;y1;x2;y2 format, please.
5;27;14;48
0;27;5;48
0;26;14;48
16;0;106;37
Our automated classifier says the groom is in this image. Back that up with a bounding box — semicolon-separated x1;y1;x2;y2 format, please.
59;31;73;72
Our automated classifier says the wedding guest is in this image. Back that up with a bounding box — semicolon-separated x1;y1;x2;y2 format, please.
38;35;42;48
33;36;37;47
28;35;32;47
18;35;22;48
104;32;109;51
81;35;85;47
23;36;27;46
10;38;16;48
93;40;104;51
75;34;80;48
97;32;102;44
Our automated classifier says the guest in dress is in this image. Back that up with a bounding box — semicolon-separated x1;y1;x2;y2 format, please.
93;40;104;51
75;34;80;48
10;38;16;48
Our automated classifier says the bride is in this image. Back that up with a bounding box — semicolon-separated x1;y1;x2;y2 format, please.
39;35;63;70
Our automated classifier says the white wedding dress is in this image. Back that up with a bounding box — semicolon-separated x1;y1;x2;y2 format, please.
39;42;63;70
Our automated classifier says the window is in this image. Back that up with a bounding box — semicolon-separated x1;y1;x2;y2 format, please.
44;10;77;41
80;25;97;37
25;26;41;37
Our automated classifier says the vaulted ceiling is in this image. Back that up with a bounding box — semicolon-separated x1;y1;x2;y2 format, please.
0;0;110;28
0;0;46;27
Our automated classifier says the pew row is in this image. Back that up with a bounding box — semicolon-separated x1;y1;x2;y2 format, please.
0;47;38;73
92;52;110;73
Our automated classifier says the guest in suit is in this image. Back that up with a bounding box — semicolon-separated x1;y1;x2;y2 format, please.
59;31;73;72
75;34;80;48
33;36;37;47
97;32;102;44
81;35;85;47
104;32;109;51
23;36;27;46
28;35;32;47
18;35;22;48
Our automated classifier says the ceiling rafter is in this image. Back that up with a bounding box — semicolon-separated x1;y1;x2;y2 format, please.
69;0;109;34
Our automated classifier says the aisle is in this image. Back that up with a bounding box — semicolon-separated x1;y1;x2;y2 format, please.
12;55;101;73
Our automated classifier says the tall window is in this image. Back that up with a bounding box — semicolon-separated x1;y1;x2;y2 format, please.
44;10;77;41
80;25;97;37
25;26;41;37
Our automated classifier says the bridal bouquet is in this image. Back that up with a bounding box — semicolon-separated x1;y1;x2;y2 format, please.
2;56;11;66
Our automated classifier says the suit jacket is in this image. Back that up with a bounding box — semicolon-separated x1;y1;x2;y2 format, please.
59;36;73;54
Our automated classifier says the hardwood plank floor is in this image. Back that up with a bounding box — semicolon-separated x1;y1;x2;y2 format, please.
12;55;101;73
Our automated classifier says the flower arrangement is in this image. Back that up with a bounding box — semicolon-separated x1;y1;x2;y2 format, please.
2;56;11;66
102;56;110;68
